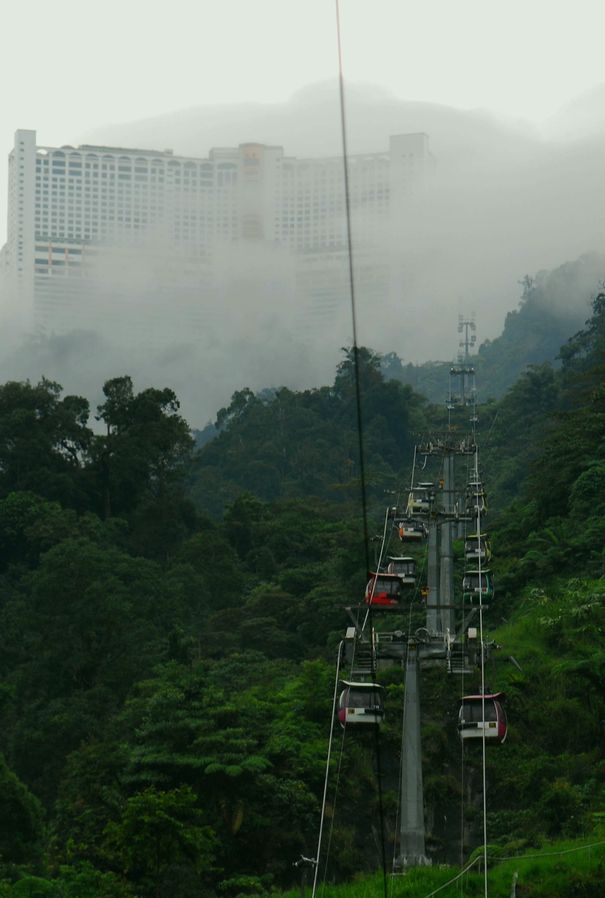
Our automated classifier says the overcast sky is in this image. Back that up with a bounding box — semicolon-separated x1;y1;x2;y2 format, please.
1;0;603;240
1;0;605;419
2;0;605;147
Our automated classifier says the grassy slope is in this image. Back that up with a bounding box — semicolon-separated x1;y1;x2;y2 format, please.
277;837;605;898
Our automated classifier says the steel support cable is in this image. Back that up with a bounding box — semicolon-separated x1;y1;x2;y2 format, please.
376;505;394;581
460;450;472;884
335;0;370;578
416;840;605;898
335;0;391;863
475;448;489;898
319;705;348;898
312;642;344;898
487;839;605;862
419;856;481;898
459;610;466;881
410;445;418;493
334;4;406;892
484;409;499;446
319;607;368;893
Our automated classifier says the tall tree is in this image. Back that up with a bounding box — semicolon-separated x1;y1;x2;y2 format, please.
0;380;91;507
90;377;194;521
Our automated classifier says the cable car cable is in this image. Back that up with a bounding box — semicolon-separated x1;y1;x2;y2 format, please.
311;642;344;898
318;713;347;897
460;451;472;878
335;4;389;893
459;606;466;876
472;446;489;898
335;0;370;578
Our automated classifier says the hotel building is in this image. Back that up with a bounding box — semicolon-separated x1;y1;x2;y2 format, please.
1;129;433;343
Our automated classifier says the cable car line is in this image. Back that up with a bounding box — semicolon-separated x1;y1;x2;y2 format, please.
318;5;503;893
311;642;343;898
332;4;390;895
334;0;370;579
476;449;489;898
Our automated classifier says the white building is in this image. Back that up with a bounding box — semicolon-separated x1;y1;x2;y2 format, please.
1;130;433;344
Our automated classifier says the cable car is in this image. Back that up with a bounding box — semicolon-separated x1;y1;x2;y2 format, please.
386;556;416;585
462;569;494;602
398;519;428;541
407;483;434;515
464;534;492;563
458;693;507;743
365;572;404;607
338;681;384;727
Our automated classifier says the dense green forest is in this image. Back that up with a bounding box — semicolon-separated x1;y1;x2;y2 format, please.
1;287;605;896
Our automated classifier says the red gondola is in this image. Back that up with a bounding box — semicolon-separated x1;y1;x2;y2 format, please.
338;681;384;727
365;572;404;607
458;692;507;743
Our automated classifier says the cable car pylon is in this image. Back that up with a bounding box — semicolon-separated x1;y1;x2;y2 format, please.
393;351;482;869
329;319;504;876
397;642;427;867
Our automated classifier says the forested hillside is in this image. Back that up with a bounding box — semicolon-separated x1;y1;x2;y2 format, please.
386;252;605;403
0;294;605;896
188;347;428;517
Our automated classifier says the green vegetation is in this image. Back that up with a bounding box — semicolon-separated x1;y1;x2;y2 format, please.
0;288;605;895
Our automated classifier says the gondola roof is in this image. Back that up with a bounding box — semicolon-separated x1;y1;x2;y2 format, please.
461;692;505;702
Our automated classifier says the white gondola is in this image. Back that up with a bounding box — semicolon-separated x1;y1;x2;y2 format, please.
338;681;384;727
458;693;507;743
386;556;416;585
407;482;434;515
462;569;494;602
464;533;492;563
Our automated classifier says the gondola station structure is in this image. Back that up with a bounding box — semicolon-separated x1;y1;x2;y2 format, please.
317;319;506;877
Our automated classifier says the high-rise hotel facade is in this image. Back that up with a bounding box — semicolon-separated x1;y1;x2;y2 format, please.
0;129;433;343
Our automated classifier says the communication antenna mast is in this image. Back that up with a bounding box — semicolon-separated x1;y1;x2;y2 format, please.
449;315;477;414
458;314;477;364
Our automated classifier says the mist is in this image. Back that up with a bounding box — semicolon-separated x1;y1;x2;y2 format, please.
1;81;605;426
